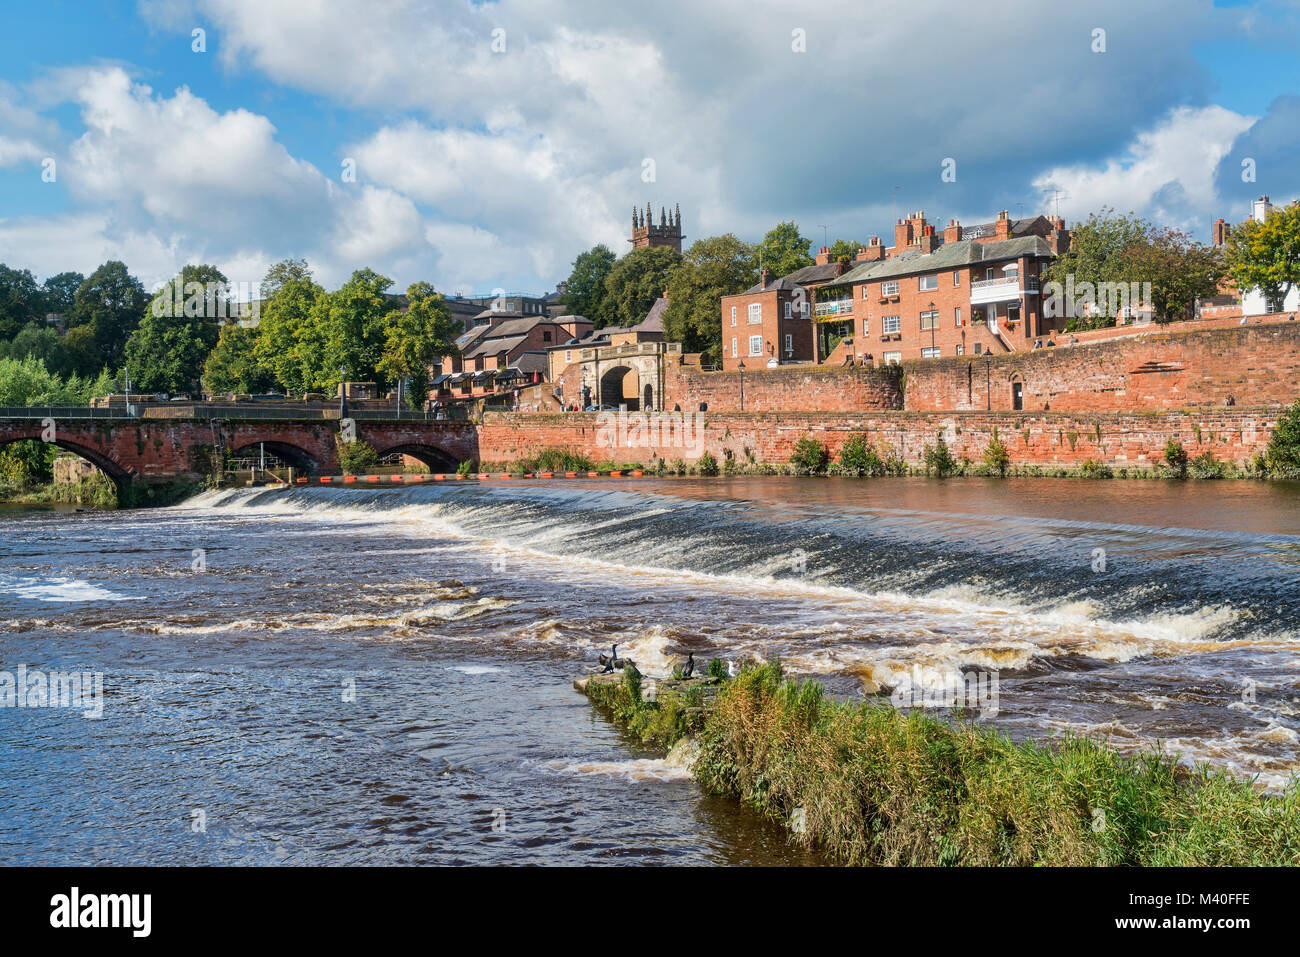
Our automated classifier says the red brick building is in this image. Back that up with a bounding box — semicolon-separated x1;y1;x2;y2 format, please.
720;210;1070;371
719;250;847;371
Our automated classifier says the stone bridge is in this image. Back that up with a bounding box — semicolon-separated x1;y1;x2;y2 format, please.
0;410;480;493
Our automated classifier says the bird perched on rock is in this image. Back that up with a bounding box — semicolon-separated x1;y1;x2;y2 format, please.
682;653;695;679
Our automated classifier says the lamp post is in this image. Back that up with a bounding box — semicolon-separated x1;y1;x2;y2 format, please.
339;365;348;418
737;359;745;412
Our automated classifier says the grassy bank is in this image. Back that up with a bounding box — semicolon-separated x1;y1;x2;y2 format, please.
0;473;119;508
586;661;1300;866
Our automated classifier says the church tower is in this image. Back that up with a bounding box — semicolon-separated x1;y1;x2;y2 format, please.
631;202;683;252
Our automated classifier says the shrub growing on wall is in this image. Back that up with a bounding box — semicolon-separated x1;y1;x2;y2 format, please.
789;437;830;475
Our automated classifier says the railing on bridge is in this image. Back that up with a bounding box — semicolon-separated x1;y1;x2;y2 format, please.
0;404;469;422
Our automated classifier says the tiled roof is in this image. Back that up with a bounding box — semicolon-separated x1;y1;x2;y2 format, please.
828;236;1055;288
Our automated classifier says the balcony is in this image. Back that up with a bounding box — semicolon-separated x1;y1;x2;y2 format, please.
970;276;1039;305
813;298;854;318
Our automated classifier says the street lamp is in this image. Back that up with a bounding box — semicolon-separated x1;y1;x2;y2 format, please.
339;365;348;418
737;359;745;411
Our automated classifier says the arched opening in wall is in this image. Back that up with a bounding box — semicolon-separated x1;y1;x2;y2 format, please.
598;365;639;410
0;437;130;501
1010;376;1024;411
374;444;460;473
230;441;319;474
643;383;654;412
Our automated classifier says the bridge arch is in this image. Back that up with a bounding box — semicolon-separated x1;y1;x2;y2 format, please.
229;440;320;472
373;443;461;473
0;435;132;493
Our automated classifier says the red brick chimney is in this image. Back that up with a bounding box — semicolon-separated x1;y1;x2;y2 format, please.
944;219;961;244
995;209;1011;241
815;245;832;265
861;236;885;261
1212;218;1230;247
918;225;937;254
1048;217;1070;255
759;267;770;289
893;218;913;253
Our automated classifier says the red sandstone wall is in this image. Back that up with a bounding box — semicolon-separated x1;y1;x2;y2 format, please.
665;362;903;413
480;409;1278;470
902;321;1300;412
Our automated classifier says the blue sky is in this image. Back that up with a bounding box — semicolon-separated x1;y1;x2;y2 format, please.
0;0;1298;297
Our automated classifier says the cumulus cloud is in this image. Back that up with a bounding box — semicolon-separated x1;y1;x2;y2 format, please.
0;0;1282;295
1032;105;1256;235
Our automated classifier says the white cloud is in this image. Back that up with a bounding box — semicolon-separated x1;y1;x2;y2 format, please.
1033;105;1256;231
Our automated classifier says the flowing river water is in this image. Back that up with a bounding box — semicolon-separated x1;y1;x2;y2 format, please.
3;476;1300;865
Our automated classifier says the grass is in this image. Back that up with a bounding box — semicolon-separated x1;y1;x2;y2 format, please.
622;662;1300;866
583;667;717;748
0;472;119;508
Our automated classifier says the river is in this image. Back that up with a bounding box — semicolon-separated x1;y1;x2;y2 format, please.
3;476;1299;864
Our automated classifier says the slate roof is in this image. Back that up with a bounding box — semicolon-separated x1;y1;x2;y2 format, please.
827;236;1055;289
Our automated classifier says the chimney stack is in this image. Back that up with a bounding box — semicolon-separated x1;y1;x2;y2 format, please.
944;218;961;244
1212;218;1230;247
815;245;832;266
994;209;1011;240
862;236;885;261
759;267;770;289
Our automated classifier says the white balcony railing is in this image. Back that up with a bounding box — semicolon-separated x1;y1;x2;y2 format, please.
813;298;854;317
970;276;1038;305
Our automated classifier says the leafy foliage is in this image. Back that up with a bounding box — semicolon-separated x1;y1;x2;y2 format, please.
789;437;830;474
1225;202;1300;313
663;234;756;364
562;245;617;326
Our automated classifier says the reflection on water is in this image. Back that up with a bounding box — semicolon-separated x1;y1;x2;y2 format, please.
2;476;1299;863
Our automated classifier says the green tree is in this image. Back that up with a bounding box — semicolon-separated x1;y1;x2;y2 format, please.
0;264;45;341
251;260;327;395
663;234;756;363
323;268;394;389
754;221;814;278
203;323;277;395
41;271;85;315
1120;228;1224;323
1043;208;1151;330
603;245;682;328
827;238;864;266
68;261;149;369
1225;202;1300;314
60;325;104;378
1263;400;1300;477
377;282;461;406
124;264;227;394
562;244;617;324
1;324;65;372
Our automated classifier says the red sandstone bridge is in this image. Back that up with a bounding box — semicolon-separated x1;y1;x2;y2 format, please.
0;405;480;493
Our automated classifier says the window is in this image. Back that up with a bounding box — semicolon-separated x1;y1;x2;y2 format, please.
955;344;964;356
731;337;737;358
861;318;869;336
882;315;901;334
862;285;871;299
953;272;960;287
883;351;902;365
920;310;939;331
730;306;737;327
922;346;941;359
986;267;995;281
747;303;762;324
919;275;938;291
565;350;572;363
748;335;763;356
881;280;899;297
543;331;552;342
954;307;962;327
784;333;793;355
783;301;792;319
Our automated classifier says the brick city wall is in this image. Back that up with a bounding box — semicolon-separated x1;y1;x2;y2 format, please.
664;361;904;413
662;318;1300;415
479;408;1278;470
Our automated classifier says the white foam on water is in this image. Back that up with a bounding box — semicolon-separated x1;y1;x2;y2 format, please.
447;665;504;675
535;757;693;783
1;575;143;603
